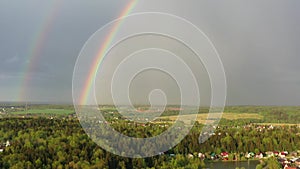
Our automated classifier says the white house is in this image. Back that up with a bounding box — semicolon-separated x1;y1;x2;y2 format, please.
5;140;10;147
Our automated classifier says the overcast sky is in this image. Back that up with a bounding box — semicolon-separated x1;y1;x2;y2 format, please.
0;0;299;105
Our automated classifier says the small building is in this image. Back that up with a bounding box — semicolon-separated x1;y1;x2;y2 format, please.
265;151;274;157
274;151;280;156
198;152;205;159
290;158;299;163
268;125;274;130
280;151;288;158
290;151;298;157
221;152;229;158
0;144;5;153
5;140;10;147
256;153;263;159
188;153;194;158
210;152;217;160
245;152;255;158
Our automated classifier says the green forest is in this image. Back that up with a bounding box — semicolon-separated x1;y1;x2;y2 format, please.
0;105;299;168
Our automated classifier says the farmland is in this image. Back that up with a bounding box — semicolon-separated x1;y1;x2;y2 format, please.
159;112;263;124
11;108;74;116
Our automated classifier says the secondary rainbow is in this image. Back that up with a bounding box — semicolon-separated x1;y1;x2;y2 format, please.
79;0;138;105
19;0;61;102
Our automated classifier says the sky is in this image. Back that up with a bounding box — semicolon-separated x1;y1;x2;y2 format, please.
0;0;300;105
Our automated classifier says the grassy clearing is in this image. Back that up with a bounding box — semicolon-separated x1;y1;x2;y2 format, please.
12;109;74;115
159;113;263;124
253;123;299;126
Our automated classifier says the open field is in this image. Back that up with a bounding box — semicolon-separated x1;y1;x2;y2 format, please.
253;123;300;126
159;113;263;124
11;109;74;115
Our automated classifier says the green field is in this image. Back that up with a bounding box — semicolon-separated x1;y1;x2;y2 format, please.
12;109;74;115
4;105;300;124
158;112;263;124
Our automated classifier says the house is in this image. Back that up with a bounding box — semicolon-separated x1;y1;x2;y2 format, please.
245;152;255;158
274;151;280;156
220;152;229;160
265;151;274;157
268;125;274;130
0;144;5;153
188;153;194;158
198;152;205;159
255;153;263;159
278;158;290;166
5;140;10;147
210;152;216;160
221;152;229;158
280;151;289;158
290;158;299;163
291;151;298;157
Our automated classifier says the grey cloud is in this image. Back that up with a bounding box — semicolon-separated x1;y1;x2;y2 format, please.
0;0;299;105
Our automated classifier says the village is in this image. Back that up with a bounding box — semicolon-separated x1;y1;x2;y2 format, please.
1;105;300;168
1;122;299;168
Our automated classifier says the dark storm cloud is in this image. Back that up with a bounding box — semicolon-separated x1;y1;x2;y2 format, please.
0;0;128;102
135;0;300;105
0;0;299;105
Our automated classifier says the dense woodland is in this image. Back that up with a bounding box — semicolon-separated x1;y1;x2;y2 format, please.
0;115;299;168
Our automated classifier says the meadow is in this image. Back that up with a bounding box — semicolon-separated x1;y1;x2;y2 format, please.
11;108;74;116
159;112;263;124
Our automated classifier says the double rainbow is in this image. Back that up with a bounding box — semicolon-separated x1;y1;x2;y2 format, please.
19;1;138;103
